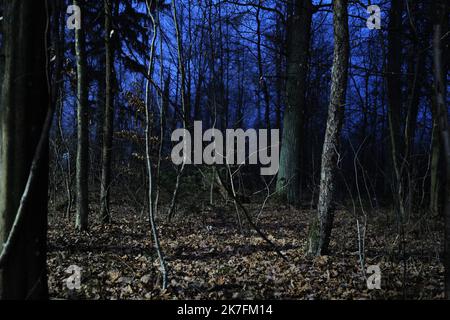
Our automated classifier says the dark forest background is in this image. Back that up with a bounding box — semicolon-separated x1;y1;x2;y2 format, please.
0;0;449;300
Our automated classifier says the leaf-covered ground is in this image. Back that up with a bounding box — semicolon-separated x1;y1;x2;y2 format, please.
48;203;444;300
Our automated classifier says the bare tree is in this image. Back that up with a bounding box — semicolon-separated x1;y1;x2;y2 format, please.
308;0;349;256
386;0;406;224
74;0;89;231
431;0;449;298
167;0;188;221
100;0;115;223
0;0;51;299
144;0;168;289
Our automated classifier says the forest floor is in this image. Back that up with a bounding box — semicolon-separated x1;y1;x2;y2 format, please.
47;201;444;300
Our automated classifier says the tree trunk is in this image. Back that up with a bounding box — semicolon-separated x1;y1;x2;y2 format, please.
256;1;271;130
430;118;441;214
274;4;284;130
74;0;89;231
0;2;4;99
0;0;49;299
309;0;349;256
100;0;115;223
276;0;312;204
386;0;406;222
431;0;449;299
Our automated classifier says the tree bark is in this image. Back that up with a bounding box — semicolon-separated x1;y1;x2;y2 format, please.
100;0;115;223
430;118;441;214
74;0;89;231
0;0;49;299
309;0;349;256
276;0;312;204
431;0;449;299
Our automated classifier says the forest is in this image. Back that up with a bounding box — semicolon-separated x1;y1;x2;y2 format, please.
0;0;449;301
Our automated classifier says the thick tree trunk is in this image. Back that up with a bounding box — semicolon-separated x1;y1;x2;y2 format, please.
74;0;89;231
309;0;349;256
100;0;115;223
0;0;49;299
432;0;449;299
276;0;312;204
